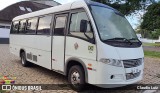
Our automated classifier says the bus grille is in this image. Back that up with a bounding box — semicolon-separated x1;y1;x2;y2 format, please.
123;59;142;68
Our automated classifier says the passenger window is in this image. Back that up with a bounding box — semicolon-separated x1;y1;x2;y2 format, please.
26;17;38;34
69;12;93;40
11;21;19;34
37;15;52;35
19;20;27;34
54;16;67;36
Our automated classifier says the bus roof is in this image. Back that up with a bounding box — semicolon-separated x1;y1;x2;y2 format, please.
13;1;76;21
13;0;121;21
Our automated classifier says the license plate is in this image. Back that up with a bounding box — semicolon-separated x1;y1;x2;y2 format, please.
131;68;140;74
125;67;141;74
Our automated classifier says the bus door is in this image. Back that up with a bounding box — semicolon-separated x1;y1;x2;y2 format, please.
52;14;68;72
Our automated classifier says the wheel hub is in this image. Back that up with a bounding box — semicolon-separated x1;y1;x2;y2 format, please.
71;71;80;85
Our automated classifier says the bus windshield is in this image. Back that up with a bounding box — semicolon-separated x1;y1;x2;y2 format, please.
91;5;138;43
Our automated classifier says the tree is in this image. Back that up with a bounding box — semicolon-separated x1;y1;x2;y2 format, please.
151;29;160;39
92;0;156;15
92;0;159;39
141;3;160;31
139;3;160;39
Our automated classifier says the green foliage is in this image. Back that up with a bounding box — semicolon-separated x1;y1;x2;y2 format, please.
151;30;160;39
143;42;160;47
141;3;160;31
144;51;160;58
138;29;160;39
91;0;160;39
138;29;151;38
0;90;6;93
92;0;156;15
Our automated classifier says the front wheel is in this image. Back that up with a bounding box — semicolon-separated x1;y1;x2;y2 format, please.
68;65;85;91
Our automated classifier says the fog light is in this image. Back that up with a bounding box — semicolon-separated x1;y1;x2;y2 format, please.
126;71;141;80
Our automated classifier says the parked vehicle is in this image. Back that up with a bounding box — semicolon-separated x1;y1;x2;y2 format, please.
10;0;144;90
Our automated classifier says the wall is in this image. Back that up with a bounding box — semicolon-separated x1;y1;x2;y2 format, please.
0;23;11;26
141;38;160;43
136;34;160;43
0;28;10;44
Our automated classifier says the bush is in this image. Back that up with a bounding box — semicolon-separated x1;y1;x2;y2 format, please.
139;29;160;39
150;29;160;39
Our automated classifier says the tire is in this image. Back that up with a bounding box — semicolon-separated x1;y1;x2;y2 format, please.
20;52;29;67
68;65;85;91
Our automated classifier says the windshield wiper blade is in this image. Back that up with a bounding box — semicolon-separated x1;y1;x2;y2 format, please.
104;37;133;45
129;38;142;45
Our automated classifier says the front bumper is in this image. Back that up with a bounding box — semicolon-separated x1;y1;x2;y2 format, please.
94;61;144;88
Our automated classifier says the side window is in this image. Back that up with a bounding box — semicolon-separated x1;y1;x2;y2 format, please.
19;20;27;34
0;25;10;29
37;15;52;35
26;17;38;34
0;25;6;28
69;12;93;40
11;21;19;34
54;16;67;36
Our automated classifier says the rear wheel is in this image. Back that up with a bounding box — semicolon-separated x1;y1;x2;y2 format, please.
68;65;85;91
20;52;29;67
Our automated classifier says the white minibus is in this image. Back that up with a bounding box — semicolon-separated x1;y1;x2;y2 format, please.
10;0;144;90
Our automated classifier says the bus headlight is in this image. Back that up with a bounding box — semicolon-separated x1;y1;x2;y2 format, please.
99;58;122;67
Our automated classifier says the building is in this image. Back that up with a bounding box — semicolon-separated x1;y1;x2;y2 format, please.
0;0;60;44
31;0;61;6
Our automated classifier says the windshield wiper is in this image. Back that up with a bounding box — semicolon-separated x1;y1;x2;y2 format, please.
104;37;133;45
129;38;142;45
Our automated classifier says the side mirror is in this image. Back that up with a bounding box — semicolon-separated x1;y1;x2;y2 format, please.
80;20;88;33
